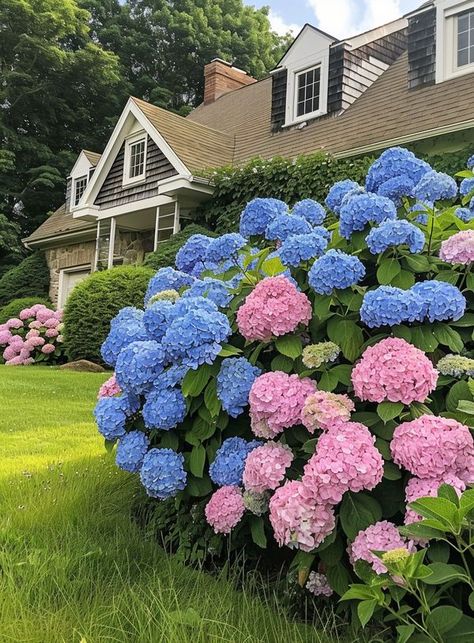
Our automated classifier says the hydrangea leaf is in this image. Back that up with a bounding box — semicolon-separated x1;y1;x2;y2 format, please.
274;334;302;360
340;492;382;540
376;258;401;285
189;445;206;478
181;364;214;397
425;606;463;636
250;515;267;549
433;324;464;353
377;401;404;423
327;318;364;362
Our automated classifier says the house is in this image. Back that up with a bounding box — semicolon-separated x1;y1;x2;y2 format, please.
24;0;474;307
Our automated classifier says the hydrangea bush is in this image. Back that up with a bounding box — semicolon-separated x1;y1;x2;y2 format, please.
94;147;474;630
0;304;64;365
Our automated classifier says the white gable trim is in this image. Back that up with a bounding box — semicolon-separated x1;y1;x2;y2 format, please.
68;150;94;179
277;24;336;69
76;98;191;214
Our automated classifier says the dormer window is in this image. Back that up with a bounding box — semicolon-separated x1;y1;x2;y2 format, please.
296;66;321;118
123;133;147;186
436;0;474;82
457;9;474;67
74;175;88;206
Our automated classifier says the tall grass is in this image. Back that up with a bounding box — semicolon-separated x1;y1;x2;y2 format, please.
0;367;345;642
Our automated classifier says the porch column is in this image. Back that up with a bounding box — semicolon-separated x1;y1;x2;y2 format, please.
173;200;180;234
153;206;160;251
107;217;116;269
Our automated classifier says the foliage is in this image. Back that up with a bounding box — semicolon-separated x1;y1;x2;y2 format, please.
0;252;50;306
0;297;52;325
0;214;24;276
143;224;217;271
343;485;474;642
64;265;154;363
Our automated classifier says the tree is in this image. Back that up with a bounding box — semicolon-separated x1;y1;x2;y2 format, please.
0;0;128;236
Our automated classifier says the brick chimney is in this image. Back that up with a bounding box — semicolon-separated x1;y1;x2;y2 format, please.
204;58;257;105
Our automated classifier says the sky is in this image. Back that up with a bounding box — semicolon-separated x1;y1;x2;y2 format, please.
249;0;423;38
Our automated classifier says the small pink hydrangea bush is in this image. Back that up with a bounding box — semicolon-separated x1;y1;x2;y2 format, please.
0;304;65;365
93;148;474;628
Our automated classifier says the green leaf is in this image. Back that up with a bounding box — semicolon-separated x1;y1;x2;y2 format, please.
459;489;474;519
357;599;377;628
377;258;401;285
186;416;216;443
433;324;464;353
341;584;378;602
319;537;344;566
421;563;468;585
404;254;431;273
189;445;206;477
313;295;332;320
438;483;460;507
182;364;213;397
218;344;243;357
330;364;353;385
408;497;459;530
411;326;439;353
104;439;116;453
250;516;267;549
426;606;463;635
275;335;303;359
326;563;352;596
203;380;221;418
444;614;474;642
469;592;474;612
377;401;404;423
262;256;286;276
383;461;402;480
396;624;415;643
392;325;412;342
458;400;474;415
352;412;380;427
391;269;415;289
159;431;179;451
187;474;213;497
340;492;382;540
399;523;447;540
447;381;473;413
427;541;450;564
271;354;294;373
327;318;364;362
318;369;339;392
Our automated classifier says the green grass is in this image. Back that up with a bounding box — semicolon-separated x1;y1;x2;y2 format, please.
0;366;344;642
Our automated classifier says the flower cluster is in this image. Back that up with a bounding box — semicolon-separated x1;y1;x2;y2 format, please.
142;383;187;430
306;572;333;597
205;486;245;534
302;391;354;432
308;250;365;295
325;179;360;214
348;521;415;574
339;193;397;239
237;276;312;341
183;277;234;308
0;304;64;365
352;338;438;404
116;430;150;473
360;286;426;328
205;233;247;263
292;199;326;225
139;448;187;499
145;267;195;305
454;207;474;223
460;177;474;196
437;354;474;378
94;394;138;441
365;220;425;254
243;442;294;493
240;198;288;237
439;230;474;265
101;307;149;366
175;234;214;276
249;372;315;437
411;281;466;322
209;437;261;487
115;340;165;394
302;342;340;369
366;147;430;196
216;357;261;417
265;214;312;242
97;374;121;399
413;170;458;202
279;230;328;267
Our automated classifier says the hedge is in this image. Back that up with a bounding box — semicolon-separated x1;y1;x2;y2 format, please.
0;297;52;325
0;252;50;306
143;224;216;271
63;265;154;363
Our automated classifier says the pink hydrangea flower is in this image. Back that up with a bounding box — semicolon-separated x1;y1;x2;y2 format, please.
306;572;333;597
27;336;45;347
41;343;56;354
243;442;293;493
3;346;17;361
44;317;60;329
404;474;466;528
391;415;474;480
269;480;335;552
6;356;24;366
19;347;31;360
19;308;35;320
302;422;384;505
6;318;23;329
98;374;122;399
302;391;355;432
35;308;55;323
237;276;312;341
352;337;438;404
249;372;316;438
31;304;47;313
440;230;474;265
205;486;245;534
29;320;42;330
53;309;63;321
26;329;40;339
348;521;415;574
0;329;12;344
8;335;24;347
45;328;59;338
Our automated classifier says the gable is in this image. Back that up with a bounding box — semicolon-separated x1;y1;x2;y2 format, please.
277;25;336;69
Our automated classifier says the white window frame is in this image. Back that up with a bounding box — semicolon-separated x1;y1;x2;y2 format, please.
122;132;147;187
436;0;474;82
284;55;329;127
73;175;88;207
294;65;323;121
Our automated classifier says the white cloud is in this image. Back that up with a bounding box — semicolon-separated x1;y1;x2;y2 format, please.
307;0;403;39
268;9;301;36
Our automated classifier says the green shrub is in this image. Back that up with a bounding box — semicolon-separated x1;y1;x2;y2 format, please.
0;252;49;306
0;297;52;324
63;265;154;363
143;224;217;271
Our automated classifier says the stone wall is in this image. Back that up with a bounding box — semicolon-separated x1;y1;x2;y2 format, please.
45;240;96;306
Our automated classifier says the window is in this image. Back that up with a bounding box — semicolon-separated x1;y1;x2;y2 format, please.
296;66;321;118
73;175;88;206
123;134;147;185
457;9;474;67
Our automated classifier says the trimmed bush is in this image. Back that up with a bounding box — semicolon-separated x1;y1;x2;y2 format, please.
0;252;49;306
143;224;217;271
0;297;52;325
63;265;154;363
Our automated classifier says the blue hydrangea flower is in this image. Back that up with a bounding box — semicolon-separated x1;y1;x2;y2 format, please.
412;281;466;322
279;231;329;267
175;234;214;275
154;365;188;388
205;233;247;263
312;226;332;241
216;357;261;417
366;147;431;193
115;340;165;395
413;171;458;203
162;308;231;370
145;267;195;305
143;300;176;341
182;278;234;308
365;220;425;255
455;207;474;223
308;250;366;295
410;202;432;225
292;199;326;225
460;177;474;196
265;214;312;242
360;286;426;328
377;175;415;205
101;308;149;368
94;396;129;441
467;154;474;170
116;431;149;473
339;193;397;239
139;448;187;499
209;437;261;486
325;180;360;215
173;295;219;317
142;385;187;430
240;198;288;237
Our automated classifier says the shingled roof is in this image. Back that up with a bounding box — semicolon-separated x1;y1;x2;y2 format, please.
24;204;96;245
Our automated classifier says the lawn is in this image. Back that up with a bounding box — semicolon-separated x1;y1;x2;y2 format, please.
0;366;342;642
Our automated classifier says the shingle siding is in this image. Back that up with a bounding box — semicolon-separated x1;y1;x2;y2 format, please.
407;8;436;89
94;136;177;209
65;177;72;213
270;69;288;132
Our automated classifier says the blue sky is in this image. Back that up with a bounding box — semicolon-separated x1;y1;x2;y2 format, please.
249;0;423;38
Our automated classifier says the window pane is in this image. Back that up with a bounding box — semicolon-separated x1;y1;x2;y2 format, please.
458;47;469;67
74;176;88;206
157;228;173;242
296;66;321;117
158;214;175;230
129;139;146;178
457;10;474;67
